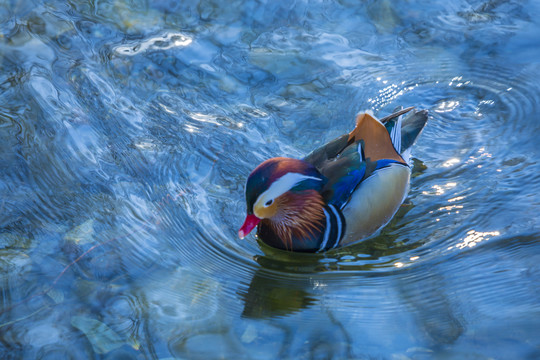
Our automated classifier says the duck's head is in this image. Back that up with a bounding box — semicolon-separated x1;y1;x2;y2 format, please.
238;157;327;244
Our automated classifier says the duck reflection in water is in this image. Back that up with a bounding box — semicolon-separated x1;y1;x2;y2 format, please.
239;249;317;319
239;244;356;358
239;224;408;320
239;241;465;356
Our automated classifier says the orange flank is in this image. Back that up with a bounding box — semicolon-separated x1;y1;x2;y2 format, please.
348;113;404;163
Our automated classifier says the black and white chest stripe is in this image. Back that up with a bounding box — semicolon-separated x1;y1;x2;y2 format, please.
317;204;346;252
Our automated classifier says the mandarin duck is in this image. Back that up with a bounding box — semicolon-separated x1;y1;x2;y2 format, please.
239;107;428;252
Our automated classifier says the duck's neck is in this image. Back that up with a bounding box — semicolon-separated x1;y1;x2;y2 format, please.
265;190;326;250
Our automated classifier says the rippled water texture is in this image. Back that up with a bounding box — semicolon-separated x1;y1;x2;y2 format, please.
1;0;540;358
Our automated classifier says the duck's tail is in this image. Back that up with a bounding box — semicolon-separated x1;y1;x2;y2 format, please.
400;109;428;152
382;107;429;164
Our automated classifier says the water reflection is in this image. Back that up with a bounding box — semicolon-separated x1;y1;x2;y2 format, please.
236;241;470;357
452;230;501;250
239;216;426;321
114;32;193;56
240;265;316;319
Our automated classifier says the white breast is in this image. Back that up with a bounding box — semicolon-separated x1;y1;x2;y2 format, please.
341;163;411;245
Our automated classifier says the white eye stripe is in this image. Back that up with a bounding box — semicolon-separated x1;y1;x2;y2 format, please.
255;172;321;208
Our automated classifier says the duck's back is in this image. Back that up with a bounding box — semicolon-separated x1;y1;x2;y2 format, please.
304;108;427;246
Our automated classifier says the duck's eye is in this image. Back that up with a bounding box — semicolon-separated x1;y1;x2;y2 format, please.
264;199;274;207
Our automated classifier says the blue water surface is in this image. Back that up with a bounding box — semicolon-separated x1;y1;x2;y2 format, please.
1;0;540;359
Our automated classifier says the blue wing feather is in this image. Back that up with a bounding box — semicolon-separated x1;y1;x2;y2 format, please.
304;139;366;209
328;165;365;208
